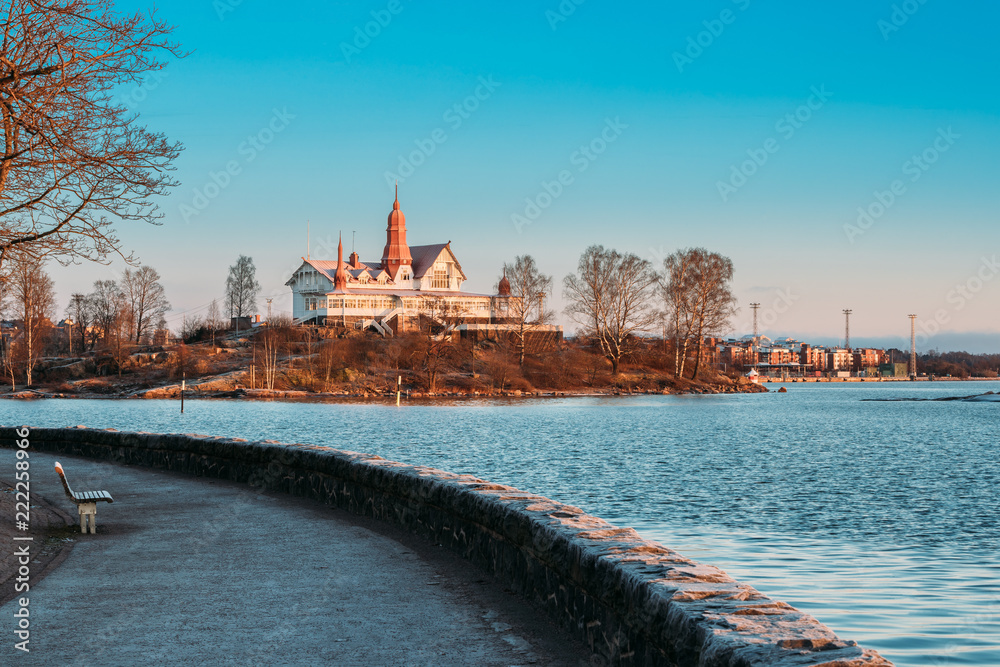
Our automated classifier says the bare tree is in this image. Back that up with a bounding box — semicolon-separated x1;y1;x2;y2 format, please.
105;291;133;377
413;297;463;392
0;263;12;387
0;263;7;316
9;253;55;385
563;245;659;375
87;280;123;345
121;265;169;343
665;248;736;379
0;1;183;269
317;339;339;392
662;250;697;378
257;315;291;390
153;314;168;345
499;255;553;366
66;293;94;352
180;314;203;343
225;255;260;331
206;299;222;347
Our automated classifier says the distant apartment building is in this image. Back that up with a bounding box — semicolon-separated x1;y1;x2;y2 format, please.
716;333;913;379
764;346;795;365
852;348;881;374
799;343;827;372
720;343;755;368
826;348;852;371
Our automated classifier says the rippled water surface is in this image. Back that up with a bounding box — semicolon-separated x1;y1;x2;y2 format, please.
4;381;999;666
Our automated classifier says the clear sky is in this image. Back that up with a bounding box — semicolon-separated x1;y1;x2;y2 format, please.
48;0;1000;352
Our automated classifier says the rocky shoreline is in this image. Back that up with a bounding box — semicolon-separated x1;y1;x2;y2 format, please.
2;380;766;402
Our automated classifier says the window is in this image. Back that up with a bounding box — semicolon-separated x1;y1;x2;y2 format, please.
431;262;449;289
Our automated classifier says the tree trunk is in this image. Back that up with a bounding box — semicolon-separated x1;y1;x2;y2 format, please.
674;333;682;378
25;323;33;387
679;338;689;378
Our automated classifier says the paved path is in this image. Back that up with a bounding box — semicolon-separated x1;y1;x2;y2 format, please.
0;449;596;666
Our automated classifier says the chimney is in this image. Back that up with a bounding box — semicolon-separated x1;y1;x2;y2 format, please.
349;251;360;269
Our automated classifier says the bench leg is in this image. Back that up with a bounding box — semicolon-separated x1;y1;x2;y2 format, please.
78;503;98;534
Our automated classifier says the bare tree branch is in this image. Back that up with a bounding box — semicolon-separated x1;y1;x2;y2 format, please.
0;0;184;268
563;245;659;375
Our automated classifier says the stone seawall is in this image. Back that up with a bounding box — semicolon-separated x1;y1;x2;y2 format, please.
2;427;893;667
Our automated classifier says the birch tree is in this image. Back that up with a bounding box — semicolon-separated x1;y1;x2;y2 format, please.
206;299;222;347
662;250;697;378
66;293;92;353
563;245;659;375
121;265;169;343
663;248;736;379
10;253;55;385
105;290;133;377
225;255;260;330
87;280;123;344
686;250;736;378
498;255;553;366
0;0;183;268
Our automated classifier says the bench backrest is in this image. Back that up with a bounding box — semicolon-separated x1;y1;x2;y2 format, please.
54;462;75;500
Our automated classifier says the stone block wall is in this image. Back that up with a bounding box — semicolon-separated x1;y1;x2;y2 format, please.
0;426;893;667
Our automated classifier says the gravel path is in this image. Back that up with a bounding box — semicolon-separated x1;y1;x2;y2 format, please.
0;449;596;666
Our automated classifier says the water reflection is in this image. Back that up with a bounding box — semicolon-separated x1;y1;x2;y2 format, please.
5;381;1000;666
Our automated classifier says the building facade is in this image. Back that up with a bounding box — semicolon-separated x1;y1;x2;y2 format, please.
286;190;512;334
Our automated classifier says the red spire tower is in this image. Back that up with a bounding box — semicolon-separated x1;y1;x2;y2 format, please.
334;233;348;291
381;183;412;280
498;268;511;296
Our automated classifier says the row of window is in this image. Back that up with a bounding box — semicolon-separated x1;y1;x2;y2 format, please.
304;296;493;312
328;297;398;310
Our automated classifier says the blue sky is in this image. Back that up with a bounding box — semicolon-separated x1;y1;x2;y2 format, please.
49;0;1000;352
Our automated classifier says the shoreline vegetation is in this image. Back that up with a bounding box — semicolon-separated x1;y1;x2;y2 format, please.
0;326;769;401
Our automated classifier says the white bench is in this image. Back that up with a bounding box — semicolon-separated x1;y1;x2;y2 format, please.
54;462;114;534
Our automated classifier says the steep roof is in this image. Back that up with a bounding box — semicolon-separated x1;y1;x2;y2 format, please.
324;288;493;298
409;243;467;280
288;241;468;288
